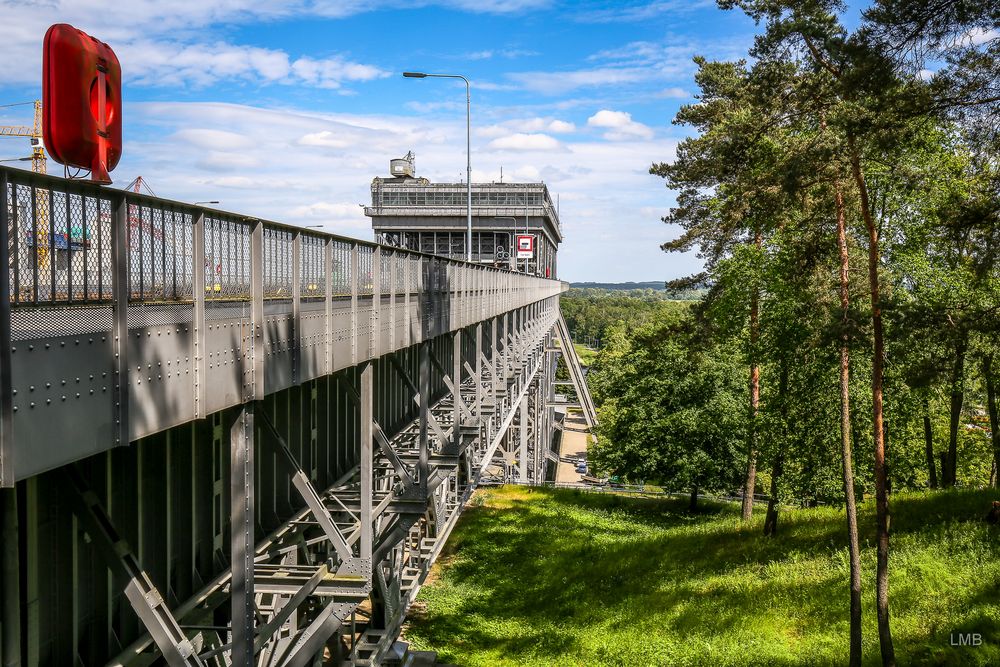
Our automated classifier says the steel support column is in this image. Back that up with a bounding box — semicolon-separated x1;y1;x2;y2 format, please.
0;488;19;667
519;393;528;483
229;404;255;666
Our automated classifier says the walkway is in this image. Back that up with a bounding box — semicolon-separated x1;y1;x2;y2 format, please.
555;410;591;483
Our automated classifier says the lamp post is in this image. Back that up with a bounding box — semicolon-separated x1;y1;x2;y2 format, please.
403;71;472;262
194;200;220;205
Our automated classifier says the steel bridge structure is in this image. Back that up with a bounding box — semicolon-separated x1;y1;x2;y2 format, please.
0;167;593;667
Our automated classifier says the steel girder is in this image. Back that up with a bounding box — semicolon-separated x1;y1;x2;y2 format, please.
82;302;559;667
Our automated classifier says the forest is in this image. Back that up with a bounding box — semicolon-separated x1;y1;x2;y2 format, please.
576;2;1000;666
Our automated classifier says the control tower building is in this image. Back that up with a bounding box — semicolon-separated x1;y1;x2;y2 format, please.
365;152;562;278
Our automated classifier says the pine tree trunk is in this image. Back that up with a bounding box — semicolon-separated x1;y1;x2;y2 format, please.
982;354;1000;489
835;178;863;666
946;334;967;487
763;457;782;536
923;397;937;489
742;233;762;522
690;485;699;512
764;359;789;537
850;138;895;667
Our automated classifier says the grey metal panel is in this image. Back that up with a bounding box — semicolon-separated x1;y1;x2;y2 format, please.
331;302;353;372
10;330;115;479
298;302;326;383
126;322;196;441
393;303;408;355
263;312;295;393
203;312;248;415
379;295;393;357
356;300;374;359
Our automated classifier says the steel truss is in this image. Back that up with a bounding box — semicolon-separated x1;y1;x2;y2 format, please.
0;166;568;667
76;306;558;667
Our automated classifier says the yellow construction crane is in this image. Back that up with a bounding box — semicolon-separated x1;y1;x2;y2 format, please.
1;100;51;296
0;100;47;174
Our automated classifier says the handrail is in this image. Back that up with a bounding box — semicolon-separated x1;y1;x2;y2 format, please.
0;165;567;308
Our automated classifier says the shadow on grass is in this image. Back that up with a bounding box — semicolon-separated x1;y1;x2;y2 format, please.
405;486;1000;667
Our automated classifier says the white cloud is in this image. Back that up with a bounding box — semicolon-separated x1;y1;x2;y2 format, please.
197;150;264;171
487;133;561;151
290;56;387;88
0;2;388;89
587;109;654;140
290;201;366;219
965;27;999;46
124;40;387;89
656;87;691;99
508;67;653;95
588;110;632;127
475;117;575;139
463;47;539;60
495;36;749;96
547;120;576;133
173;129;255;151
575;0;713;23
298;130;353;149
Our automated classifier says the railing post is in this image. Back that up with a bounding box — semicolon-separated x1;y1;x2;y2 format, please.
292;230;301;384
111;192;130;447
389;250;397;352
372;246;381;359
324;238;333;375
0;172;13;487
250;221;264;400
192;211;206;419
350;244;359;364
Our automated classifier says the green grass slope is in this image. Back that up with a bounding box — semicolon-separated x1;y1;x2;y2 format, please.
403;486;1000;666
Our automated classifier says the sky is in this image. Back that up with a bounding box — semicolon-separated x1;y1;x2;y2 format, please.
0;0;763;283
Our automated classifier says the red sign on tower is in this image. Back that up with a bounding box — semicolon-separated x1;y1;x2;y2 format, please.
516;234;535;259
43;24;122;184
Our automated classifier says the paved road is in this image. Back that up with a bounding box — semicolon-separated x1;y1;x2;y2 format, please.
555;411;591;483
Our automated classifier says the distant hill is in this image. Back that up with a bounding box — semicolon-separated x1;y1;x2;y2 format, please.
569;281;665;290
566;282;706;301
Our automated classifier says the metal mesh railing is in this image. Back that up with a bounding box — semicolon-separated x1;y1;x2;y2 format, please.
263;226;293;299
300;233;325;300
205;216;251;300
1;166;561;311
6;181;115;304
128;203;194;301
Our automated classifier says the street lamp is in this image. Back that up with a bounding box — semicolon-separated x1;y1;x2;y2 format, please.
403;71;472;262
195;200;220;205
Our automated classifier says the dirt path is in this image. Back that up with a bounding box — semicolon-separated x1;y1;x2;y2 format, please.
555;411;591;483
